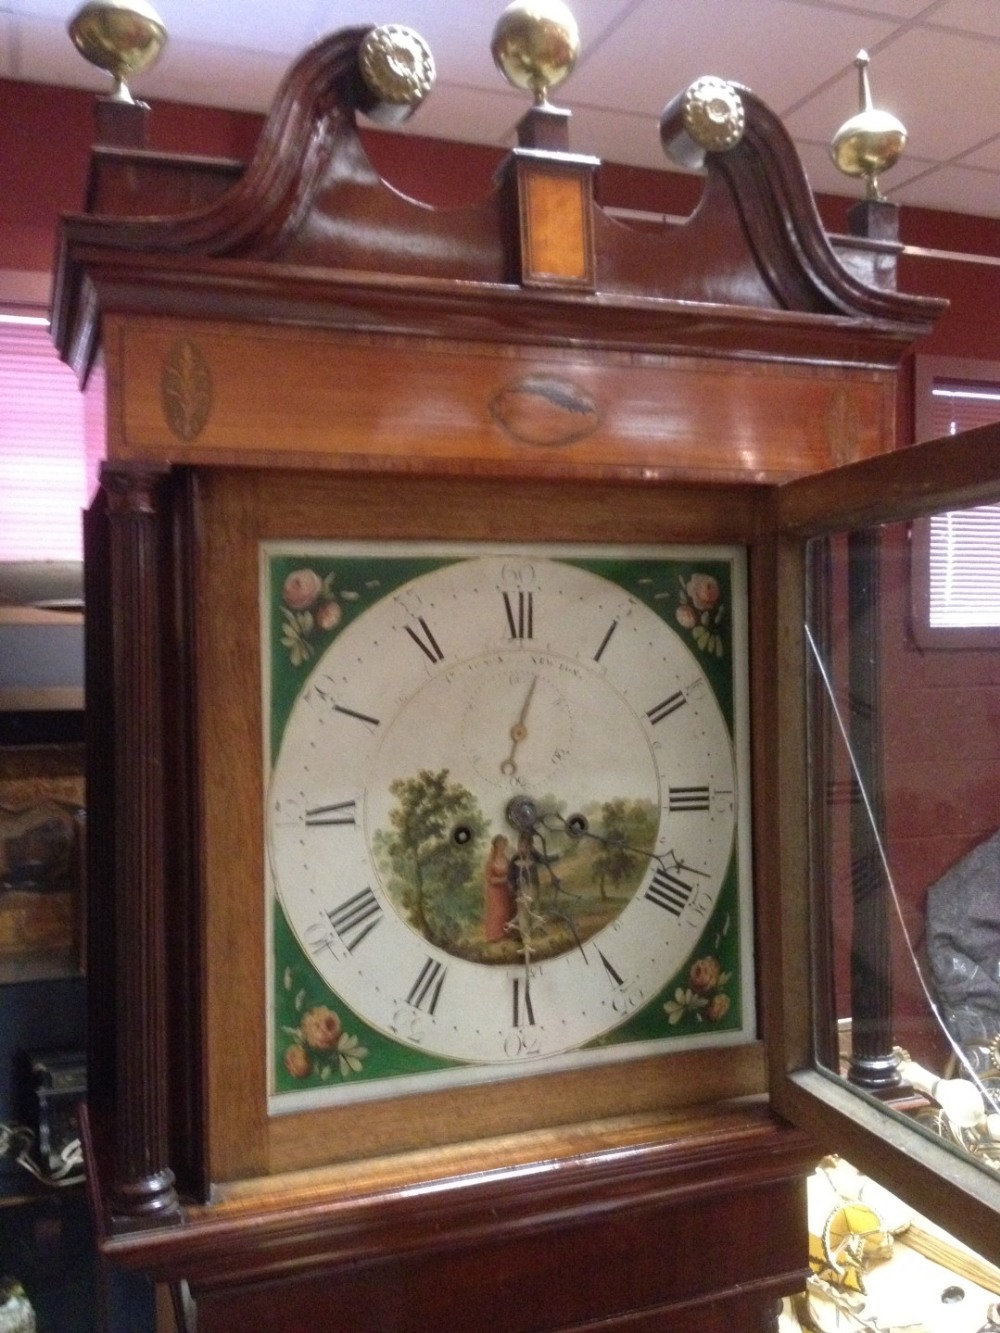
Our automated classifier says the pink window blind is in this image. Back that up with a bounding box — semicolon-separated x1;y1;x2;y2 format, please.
0;320;87;562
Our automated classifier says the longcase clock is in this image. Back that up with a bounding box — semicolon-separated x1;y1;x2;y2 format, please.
51;12;972;1331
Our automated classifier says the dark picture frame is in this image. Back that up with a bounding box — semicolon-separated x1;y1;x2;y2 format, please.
0;711;85;984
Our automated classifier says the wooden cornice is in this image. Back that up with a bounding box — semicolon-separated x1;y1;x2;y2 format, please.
659;81;938;326
52;24;944;385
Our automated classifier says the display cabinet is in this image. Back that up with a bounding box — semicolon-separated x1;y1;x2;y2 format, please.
49;10;990;1330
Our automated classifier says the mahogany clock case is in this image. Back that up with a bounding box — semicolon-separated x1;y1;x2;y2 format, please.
86;463;773;1193
81;425;1000;1317
52;16;980;1326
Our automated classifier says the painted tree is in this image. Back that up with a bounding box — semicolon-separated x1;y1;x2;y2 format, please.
591;798;657;900
379;769;485;946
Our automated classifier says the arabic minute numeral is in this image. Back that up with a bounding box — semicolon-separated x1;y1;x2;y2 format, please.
611;985;646;1015
302;922;337;957
504;1028;541;1057
688;891;711;919
596;949;644;1014
390;1007;427;1044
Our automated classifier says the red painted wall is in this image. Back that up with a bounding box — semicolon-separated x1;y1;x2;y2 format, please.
0;79;262;272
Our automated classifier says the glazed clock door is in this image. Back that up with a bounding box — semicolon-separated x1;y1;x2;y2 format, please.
770;422;1000;1263
263;542;754;1113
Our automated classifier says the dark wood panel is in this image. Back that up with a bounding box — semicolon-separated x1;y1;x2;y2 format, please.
97;1102;813;1333
777;421;1000;536
190;1175;804;1333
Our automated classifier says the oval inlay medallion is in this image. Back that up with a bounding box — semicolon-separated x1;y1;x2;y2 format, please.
489;376;600;447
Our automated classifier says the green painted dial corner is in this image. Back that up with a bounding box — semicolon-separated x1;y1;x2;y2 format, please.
264;544;752;1106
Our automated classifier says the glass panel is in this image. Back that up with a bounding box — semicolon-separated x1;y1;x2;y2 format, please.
807;507;1000;1179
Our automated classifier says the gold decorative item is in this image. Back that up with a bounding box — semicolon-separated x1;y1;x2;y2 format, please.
661;75;744;171
490;0;580;105
831;50;906;201
67;0;166;104
682;76;745;154
358;24;435;114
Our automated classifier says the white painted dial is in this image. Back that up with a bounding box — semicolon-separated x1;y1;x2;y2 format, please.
266;548;744;1070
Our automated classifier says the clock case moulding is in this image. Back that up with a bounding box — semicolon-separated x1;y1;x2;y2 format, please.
52;19;999;1331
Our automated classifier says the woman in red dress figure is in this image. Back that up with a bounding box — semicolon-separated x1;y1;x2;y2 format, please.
482;833;514;943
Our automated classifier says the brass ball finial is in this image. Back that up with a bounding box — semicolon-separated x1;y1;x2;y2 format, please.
491;0;580;106
831;51;906;201
67;0;166;103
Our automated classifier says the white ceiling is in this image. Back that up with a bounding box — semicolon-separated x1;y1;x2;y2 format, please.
3;0;1000;219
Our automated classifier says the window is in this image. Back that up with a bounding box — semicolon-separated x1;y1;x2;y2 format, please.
911;356;1000;648
0;316;88;563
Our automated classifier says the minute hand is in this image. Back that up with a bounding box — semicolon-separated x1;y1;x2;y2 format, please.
536;809;709;880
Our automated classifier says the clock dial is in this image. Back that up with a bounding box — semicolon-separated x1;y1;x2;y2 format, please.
264;546;752;1108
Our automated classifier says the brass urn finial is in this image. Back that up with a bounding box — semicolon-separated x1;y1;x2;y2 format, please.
67;0;166;103
490;0;580;107
831;51;906;201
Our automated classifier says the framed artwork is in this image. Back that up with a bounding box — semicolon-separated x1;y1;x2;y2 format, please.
0;717;85;983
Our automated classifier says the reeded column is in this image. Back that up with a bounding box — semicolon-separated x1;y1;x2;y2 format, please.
847;529;898;1091
100;462;180;1227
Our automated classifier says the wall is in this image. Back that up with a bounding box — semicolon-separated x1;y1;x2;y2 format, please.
1;79;262;278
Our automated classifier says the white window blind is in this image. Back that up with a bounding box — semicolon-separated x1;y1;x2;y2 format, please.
0;319;87;562
927;384;1000;630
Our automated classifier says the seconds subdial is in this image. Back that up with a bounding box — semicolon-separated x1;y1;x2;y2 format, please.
461;656;574;791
